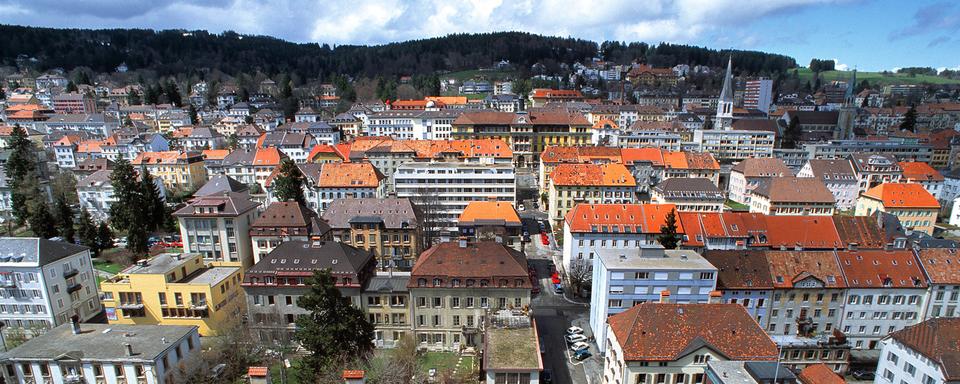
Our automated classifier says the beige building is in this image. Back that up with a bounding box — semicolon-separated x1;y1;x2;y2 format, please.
321;198;422;270
548;163;636;224
855;183;940;235
174;192;260;269
749;177;836;216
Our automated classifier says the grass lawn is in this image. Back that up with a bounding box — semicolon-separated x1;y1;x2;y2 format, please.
93;258;125;274
724;199;750;212
420;352;473;374
795;67;960;86
269;360;302;384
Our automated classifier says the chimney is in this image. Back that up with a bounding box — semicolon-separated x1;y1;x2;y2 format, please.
708;290;723;304
659;290;670;303
343;370;365;384
123;343;134;356
847;242;858;251
69;315;81;335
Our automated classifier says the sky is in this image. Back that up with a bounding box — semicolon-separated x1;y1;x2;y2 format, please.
0;0;957;72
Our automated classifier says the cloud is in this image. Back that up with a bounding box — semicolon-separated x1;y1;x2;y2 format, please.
891;2;960;40
928;35;952;47
0;0;843;47
832;58;849;71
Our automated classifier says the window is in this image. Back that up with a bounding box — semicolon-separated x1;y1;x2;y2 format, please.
158;292;167;305
904;362;916;376
699;272;714;280
693;354;711;364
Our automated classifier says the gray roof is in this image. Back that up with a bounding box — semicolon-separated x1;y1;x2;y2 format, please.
654;178;723;198
365;273;410;293
322;198;419;230
805;159;856;181
0;323;197;363
247;241;373;276
221;149;257;166
0;238;88;266
194;175;249;197
77;169;112;188
173;192;259;217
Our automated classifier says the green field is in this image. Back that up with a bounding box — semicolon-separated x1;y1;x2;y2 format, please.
795;68;960;86
93;259;125;274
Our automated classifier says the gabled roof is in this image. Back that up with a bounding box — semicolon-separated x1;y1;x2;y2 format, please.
549;163;635;187
607;303;777;362
861;183;939;209
887;318;960;381
836;249;926;289
321;198;419;230
797;364;846;384
763;250;845;289
804;159;856;181
172;192;259;217
916;248;960;285
252;147;284;167
701;250;775;290
251;201;329;236
410;241;530;286
247;241;372;276
539;145;621;164
731;157;791;177
898;161;944;182
0;238;89;266
752;177;835;204
832;216;887;249
314;162;383;188
564;204;681;234
458;201;521;226
194;175;248;197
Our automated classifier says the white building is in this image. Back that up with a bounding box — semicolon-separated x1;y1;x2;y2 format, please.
876;318;960;384
797;159;859;211
77;169;167;222
915;248;960;320
728;158;792;205
561;203;674;273
0;238;102;335
0;323;201;384
173;192;260;270
285;162;385;213
743;78;773;113
590;246;717;353
693;129;775;163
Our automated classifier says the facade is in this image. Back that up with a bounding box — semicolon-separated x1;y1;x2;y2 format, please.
916;248;960;320
693;129;776;163
452;110;592;167
848;154;903;195
322;198;422;270
0;238;101;336
728;158;792;205
0;323;200;384
744;78;773;113
249;201;331;264
561;203;677;273
131;151;208;193
701;250;775;330
770;334;851;376
855;183;940;236
590;246;717;353
899;161;944;200
763;251;846;339
603;303;778;384
173;192;259;269
361;272;414;349
409;241;531;351
77;169;166;222
876;318;960;384
457;200;523;250
100;253;245;336
652;178;724;212
290;162;385;213
548;163;636;224
797;159;858;211
749;177;836;216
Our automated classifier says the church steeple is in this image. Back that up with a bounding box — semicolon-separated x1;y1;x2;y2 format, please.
719;56;734;103
844;69;857;107
837;68;858;139
715;56;735;130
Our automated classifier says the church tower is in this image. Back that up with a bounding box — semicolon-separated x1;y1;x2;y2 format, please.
836;69;857;139
715;56;735;130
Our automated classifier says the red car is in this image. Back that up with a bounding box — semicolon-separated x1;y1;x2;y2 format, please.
540;233;549;246
551;273;561;285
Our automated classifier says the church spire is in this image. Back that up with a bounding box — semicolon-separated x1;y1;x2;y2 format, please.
719;56;734;103
715;55;735;130
844;68;857;106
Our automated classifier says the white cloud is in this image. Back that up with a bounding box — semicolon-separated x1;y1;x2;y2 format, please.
832;58;849;71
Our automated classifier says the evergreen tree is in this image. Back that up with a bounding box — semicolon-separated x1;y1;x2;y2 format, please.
0;86;6;100
5;124;38;224
29;203;57;239
900;105;918;132
188;104;199;124
164;80;182;106
108;158;142;229
657;209;680;249
77;209;100;256
66;81;78;93
295;269;374;381
128;89;142;105
226;133;238;150
97;222;114;251
783;115;802;149
53;193;75;243
139;167;167;231
272;159;305;204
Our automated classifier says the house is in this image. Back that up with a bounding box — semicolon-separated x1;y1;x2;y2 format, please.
796;363;847;384
409;241;531;351
235;124;264;149
561;203;679;272
899;161;944;200
77;169;166;222
728;158;792;205
194;175;248;197
249;201;331;264
258;131;313;163
602;303;778;384
0;238;101;336
0;323;200;384
51;134;82;169
131;151;208;193
749;177;835;216
458;200;523;250
849;154;902;195
548;163;636;224
915;248;960;319
652;178;725;212
99;253;245;336
855;183;940;236
797;159;859;211
321;198;421;270
876;318;960;384
173;192;259;269
701;250;776;331
242;241;376;345
276;162;385;213
180;126;225;151
763;250;846;338
284;121;339;146
836;249;927;350
361;271;413;348
590;246;717;353
482;311;542;384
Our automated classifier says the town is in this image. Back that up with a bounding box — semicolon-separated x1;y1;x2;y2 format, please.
0;14;958;384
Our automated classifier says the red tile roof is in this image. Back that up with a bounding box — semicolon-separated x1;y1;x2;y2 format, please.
798;364;846;384
899;161;944;182
887;318;960;381
916;248;960;285
862;183;940;209
248;367;269;377
549;163;635;187
564;203;680;234
764;250;846;289
252;147;283;166
410;241;530;287
836;249;927;288
539;145;621;164
458;201;521;225
677;213;841;249
620;148;665;167
607;303;777;362
316;162;383;188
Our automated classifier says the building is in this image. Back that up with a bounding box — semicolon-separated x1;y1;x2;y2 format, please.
836;249;927;350
77;169;166;222
693;129;776;163
796;363;846;384
804;140;932;164
452;110;592;167
763;250;846;338
876;318;960;384
771;331;851;375
548;163;636;224
561;203;678;272
529;88;584;107
482;311;542;384
603;303;778;384
258;131;313;163
590;246;717;353
728;157;793;205
174;192;259;269
243;241;375;344
0;323;200;384
848;154;903;195
0;238;101;336
749;177;836;216
652;178;724;212
395;161;516;237
361;272;413;348
457;200;523;250
797;159;859;211
538;145;623;192
100;253;245;336
409;241;531;351
131;151;208;193
899;161;944;200
288;162;385;213
744;78;773;113
51;92;96;114
701;250;775;331
249;201;331;264
855;183;940;236
321;198;422;270
705;361;799;384
916;248;960;319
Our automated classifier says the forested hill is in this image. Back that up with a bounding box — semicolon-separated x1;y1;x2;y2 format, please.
0;25;797;79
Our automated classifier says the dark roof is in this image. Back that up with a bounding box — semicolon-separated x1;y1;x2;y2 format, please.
194;175;249;197
805;159;856;181
0;238;89;266
887;318;960;381
752;177;835;204
221;148;257;166
701;250;775;290
173;192;259;217
246;241;373;276
832;216;887;249
321;198;419;230
410;241;530;287
251;202;330;236
365;274;409;293
731;158;792;177
654;178;723;199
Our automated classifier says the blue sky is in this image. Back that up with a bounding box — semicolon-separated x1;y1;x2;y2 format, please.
0;0;957;71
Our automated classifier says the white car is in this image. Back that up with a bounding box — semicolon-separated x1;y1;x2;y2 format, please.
519;203;526;211
565;334;587;344
566;326;584;335
570;341;590;352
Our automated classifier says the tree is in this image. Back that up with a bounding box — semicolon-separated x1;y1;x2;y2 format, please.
163;80;182;106
783;115;801;149
53;193;75;243
226;133;238;150
900;105;918;132
128;89;142;105
657;209;680;249
272;159;305;204
0;86;6;100
77;209;101;256
29;203;57;239
513;79;531;110
139;168;168;231
188;104;199;124
5;124;38;224
97;222;114;251
66;81;78;93
295;269;375;381
567;258;592;297
109;159;149;255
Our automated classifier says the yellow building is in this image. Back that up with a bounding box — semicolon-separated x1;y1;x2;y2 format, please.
100;253;246;336
132;151;208;193
452;110;591;167
547;163;637;223
855;183;940;235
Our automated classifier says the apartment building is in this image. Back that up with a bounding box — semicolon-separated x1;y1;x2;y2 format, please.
361;272;413;348
457;200;523;250
288;162;385;213
51;93;96;114
322;198;422;270
452;110;592;167
693;129;776;163
131;151;208;193
651;178;724;212
538;145;623;192
100;253;245;336
916;248;960;319
849;153;903;195
749;177;836;216
856;183;940;236
561;203;677;272
174;192;259;269
548;163;636;224
763;251;846;338
899;161;944;200
876;318;960;384
728;157;792;205
701;250;775;328
797;159;859;211
249;201;331;264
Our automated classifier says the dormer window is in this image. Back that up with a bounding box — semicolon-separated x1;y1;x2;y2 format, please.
480;279;489;287
451;279;461;287
433;278;443;287
417;278;427;287
466;279;475;287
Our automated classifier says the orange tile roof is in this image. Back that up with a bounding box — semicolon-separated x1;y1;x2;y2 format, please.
349;137;513;159
132;151;186;165
764;250;846;289
52;135;81;147
171;126;194;138
201;149;230;160
564;203;681;234
662;151;720;170
620;148;665;167
917;248;960;285
898;161;944;182
458;201;521;225
837;249;927;288
248;367;269;377
592;118;619;130
798;364;846;384
425;96;468;105
253;147;283;166
677;212;842;249
549;163;635;187
342;370;365;379
317;162;383;188
531;88;584;99
307;144;343;161
539;145;621;164
862;183;940;209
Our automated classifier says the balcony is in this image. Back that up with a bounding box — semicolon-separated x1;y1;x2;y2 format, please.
67;282;82;293
63;268;79;279
0;279;16;288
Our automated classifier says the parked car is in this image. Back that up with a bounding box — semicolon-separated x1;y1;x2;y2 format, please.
574;349;592;361
541;369;552;384
519;203;525;211
566;326;584;335
565;334;587;344
852;371;875;380
554;284;564;294
569;341;589;352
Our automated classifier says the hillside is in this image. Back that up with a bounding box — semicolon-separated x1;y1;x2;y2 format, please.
795;68;960;86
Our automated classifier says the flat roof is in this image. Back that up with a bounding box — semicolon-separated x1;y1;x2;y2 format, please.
180;267;238;286
1;323;196;362
597;247;715;271
122;253;199;275
484;322;541;371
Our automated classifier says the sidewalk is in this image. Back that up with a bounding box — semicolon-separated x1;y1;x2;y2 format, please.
570;314;604;383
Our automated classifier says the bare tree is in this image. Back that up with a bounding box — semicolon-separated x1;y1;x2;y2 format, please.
408;185;444;250
173;318;266;384
567;258;593;297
